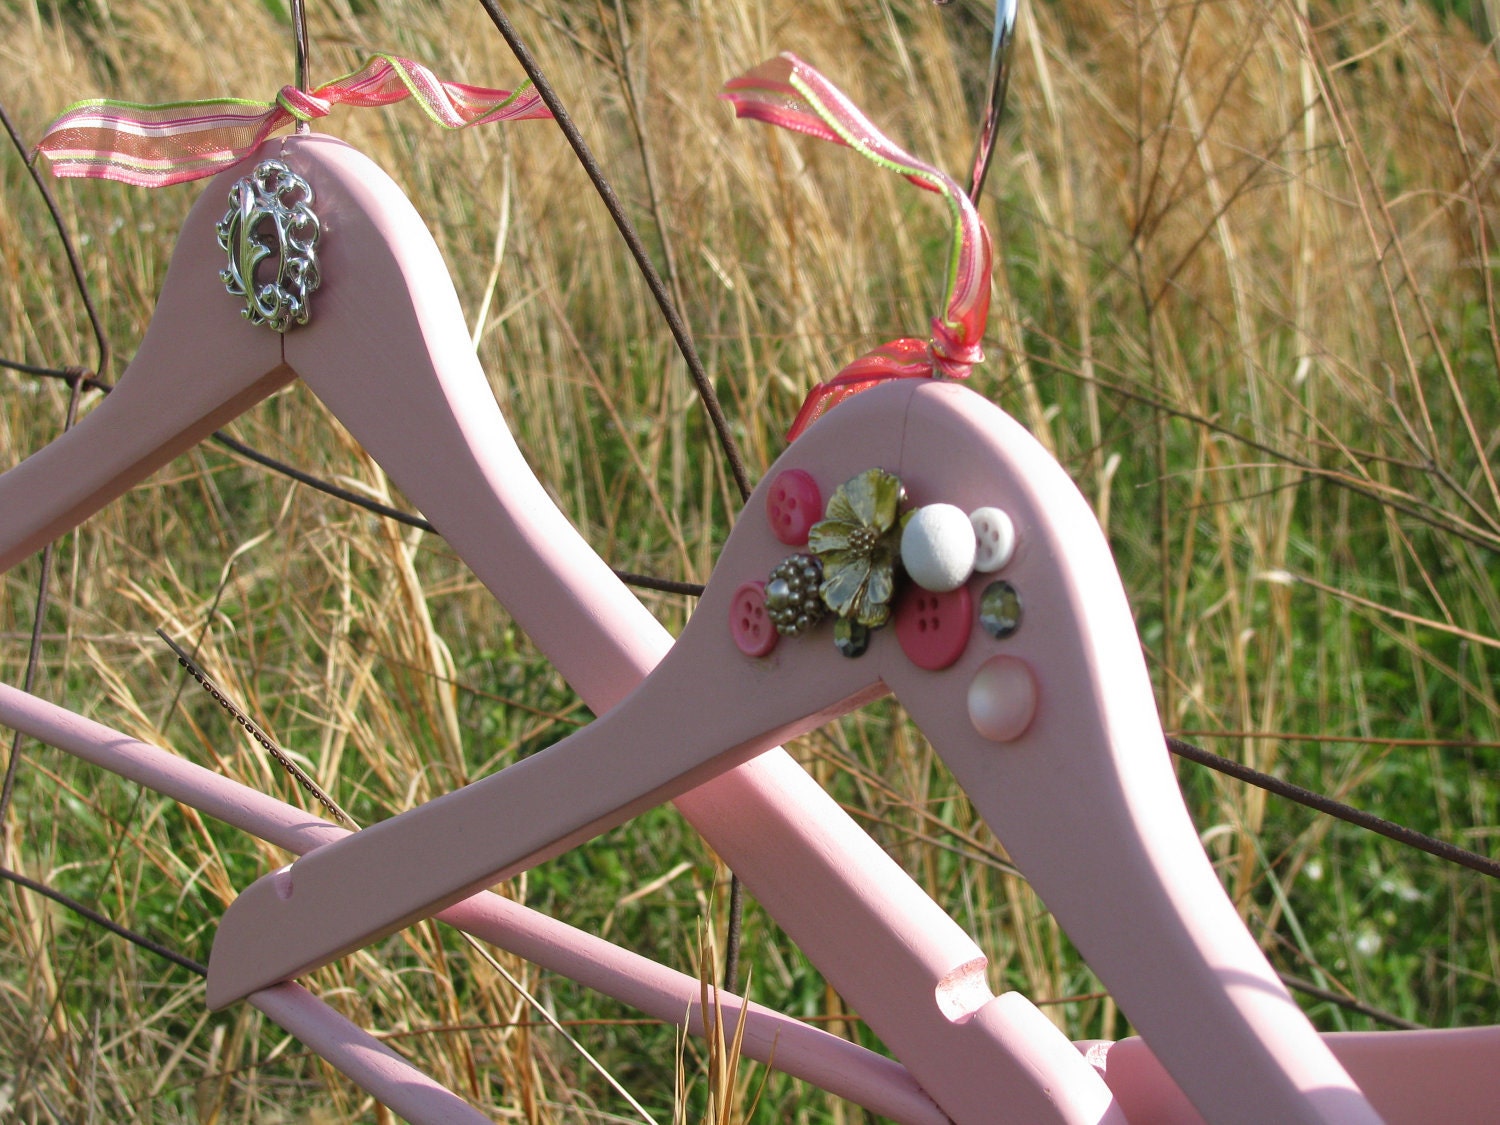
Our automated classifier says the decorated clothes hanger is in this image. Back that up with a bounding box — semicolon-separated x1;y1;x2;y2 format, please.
204;368;1391;1125
10;55;1120;1125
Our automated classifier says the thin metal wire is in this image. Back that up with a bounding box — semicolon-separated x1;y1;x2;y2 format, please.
473;0;754;505
0;357;86;379
7;366;709;596
209;429;437;530
1277;973;1422;1032
0;98;108;832
965;0;1019;204
0;866;206;976
473;0;748;989
290;0;312;138
0;373;85;831
0;102;110;383
291;0;310;92
1168;737;1500;882
214;431;707;595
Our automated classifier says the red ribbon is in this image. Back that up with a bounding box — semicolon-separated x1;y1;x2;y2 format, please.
785;297;992;441
723;54;993;441
35;54;550;187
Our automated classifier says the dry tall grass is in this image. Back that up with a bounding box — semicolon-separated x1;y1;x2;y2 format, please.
2;0;1498;1120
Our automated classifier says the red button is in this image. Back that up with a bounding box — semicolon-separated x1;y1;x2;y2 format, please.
729;581;778;657
894;584;972;671
765;469;823;546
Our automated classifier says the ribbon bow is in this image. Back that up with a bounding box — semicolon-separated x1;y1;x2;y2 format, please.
722;54;993;441
35;53;551;188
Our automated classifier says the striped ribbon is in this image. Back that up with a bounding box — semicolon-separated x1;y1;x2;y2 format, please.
35;53;551;187
723;54;993;441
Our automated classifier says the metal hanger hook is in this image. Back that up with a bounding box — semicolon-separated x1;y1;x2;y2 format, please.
291;0;311;132
291;0;310;89
936;0;1019;205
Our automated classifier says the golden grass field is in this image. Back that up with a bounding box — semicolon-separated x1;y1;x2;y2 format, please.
2;0;1499;1119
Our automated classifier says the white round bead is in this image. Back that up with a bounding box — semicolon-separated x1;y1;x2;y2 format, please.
900;504;977;592
969;506;1016;572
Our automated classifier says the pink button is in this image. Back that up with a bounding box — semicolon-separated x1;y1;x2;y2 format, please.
967;656;1038;742
765;469;823;546
729;581;778;657
894;584;972;671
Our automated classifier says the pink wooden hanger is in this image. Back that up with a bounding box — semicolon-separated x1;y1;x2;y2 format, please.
0;133;1119;1123
205;374;1397;1124
5;670;1497;1125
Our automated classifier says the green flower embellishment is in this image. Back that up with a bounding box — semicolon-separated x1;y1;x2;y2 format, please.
808;468;905;628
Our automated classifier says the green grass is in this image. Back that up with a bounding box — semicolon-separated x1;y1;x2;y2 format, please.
2;0;1499;1120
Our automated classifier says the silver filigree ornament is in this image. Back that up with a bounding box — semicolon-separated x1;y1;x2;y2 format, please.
216;159;322;333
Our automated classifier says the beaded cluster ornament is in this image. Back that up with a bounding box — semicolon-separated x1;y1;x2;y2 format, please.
744;462;1022;668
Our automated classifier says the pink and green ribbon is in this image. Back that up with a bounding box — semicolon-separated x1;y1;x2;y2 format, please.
35;53;551;187
722;53;993;441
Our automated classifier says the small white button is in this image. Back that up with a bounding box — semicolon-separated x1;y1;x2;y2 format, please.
970;507;1016;572
901;504;977;592
968;656;1038;742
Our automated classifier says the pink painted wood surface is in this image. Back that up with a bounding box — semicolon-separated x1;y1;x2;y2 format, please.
0;135;1111;1121
0;681;947;1125
1080;1029;1500;1125
210;377;1391;1122
250;983;498;1125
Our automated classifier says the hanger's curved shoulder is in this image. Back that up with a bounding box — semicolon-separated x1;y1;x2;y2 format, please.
689;379;1383;1122
854;381;1381;1123
0;132;481;584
